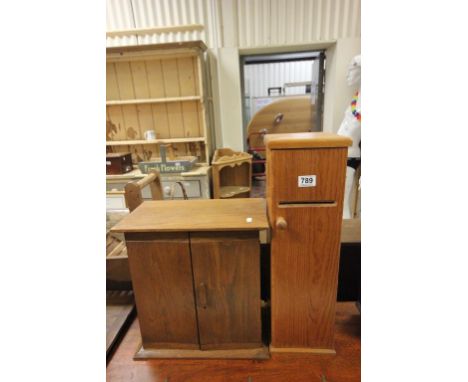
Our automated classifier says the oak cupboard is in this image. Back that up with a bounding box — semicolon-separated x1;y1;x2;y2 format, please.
111;199;269;359
265;132;352;353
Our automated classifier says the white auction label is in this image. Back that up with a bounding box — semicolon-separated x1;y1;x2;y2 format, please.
298;175;316;187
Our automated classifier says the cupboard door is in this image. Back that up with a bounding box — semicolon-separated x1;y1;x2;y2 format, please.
190;231;262;350
125;232;199;349
271;205;342;349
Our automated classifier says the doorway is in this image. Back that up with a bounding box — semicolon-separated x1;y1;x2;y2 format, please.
239;50;326;197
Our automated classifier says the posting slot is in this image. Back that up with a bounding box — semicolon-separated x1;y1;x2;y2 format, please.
278;200;337;208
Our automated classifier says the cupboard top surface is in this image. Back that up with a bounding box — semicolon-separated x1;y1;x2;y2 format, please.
265;132;352;150
111;198;269;233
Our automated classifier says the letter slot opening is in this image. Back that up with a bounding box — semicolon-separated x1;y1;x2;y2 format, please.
278;200;337;208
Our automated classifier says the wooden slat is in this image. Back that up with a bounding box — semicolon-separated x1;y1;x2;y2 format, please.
106;63;120;100
114;62;135;100
106;24;204;38
145;59;171;139
181;101;201;137
106;96;201;106
107;106;127;141
106;137;205;146
129;62;154;138
178;57;201;138
120;105;141;140
161;59;185;138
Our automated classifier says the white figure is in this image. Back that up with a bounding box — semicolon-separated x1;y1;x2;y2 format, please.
338;55;361;219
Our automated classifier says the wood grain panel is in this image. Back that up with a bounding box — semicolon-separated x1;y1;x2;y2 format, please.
145;59;166;98
107;106;128;141
162;59;185;137
114;62;135;100
266;135;349;351
145;59;171;139
125;233;199;349
267;148;348;205
181;58;200;132
181;101;201;137
190;232;262;349
111;199;269;233
162;59;181;97
106;63;120;100
270;205;342;349
135;104;154;135
166;102;185;138
177;57;197;96
130;61;150;98
120;105;141;139
247;96;316;154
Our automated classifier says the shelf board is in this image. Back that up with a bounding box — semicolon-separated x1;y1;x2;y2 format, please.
106;137;206;146
219;186;251;199
106;95;201;106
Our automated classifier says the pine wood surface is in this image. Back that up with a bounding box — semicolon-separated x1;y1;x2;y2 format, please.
111;199;269;233
106;41;211;164
106;302;360;382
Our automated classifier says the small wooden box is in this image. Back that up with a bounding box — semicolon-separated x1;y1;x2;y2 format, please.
106;153;133;175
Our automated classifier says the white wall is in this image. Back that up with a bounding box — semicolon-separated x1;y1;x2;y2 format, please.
323;37;361;133
106;0;362;151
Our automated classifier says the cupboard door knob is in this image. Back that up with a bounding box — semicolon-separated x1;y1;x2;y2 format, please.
276;216;287;230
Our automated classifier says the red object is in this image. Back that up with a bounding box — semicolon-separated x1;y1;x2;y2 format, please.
106;152;133;175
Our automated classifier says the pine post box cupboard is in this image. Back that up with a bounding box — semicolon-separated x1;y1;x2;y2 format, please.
111;199;269;359
265;132;352;353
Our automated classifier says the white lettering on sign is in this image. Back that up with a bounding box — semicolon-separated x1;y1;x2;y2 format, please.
298;175;316;187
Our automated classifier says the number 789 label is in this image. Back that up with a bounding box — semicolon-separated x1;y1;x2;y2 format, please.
298;175;317;187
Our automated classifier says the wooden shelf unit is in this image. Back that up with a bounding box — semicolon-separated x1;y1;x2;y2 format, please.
212;148;252;199
106;41;213;165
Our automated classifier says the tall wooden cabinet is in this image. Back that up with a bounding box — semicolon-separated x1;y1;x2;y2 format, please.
265;132;352;353
111;199;269;359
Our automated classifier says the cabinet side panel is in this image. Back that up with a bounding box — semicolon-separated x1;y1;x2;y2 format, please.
126;235;199;349
190;232;262;349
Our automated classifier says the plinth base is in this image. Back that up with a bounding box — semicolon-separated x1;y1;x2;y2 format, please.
134;344;270;360
269;345;336;355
